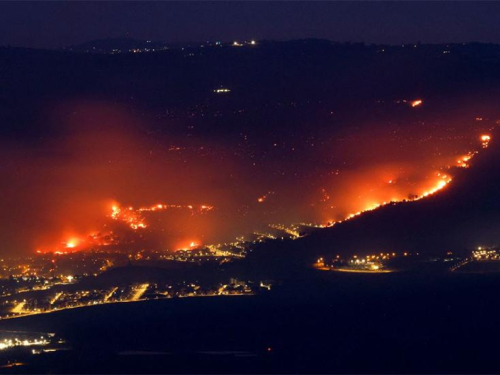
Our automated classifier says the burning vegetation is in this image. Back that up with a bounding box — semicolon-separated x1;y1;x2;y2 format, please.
0;96;498;256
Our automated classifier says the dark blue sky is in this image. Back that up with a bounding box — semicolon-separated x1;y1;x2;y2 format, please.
1;1;500;48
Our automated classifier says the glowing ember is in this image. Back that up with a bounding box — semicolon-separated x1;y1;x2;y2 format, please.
109;203;214;230
109;205;147;230
481;134;491;148
257;192;274;203
457;152;476;168
65;239;79;248
321;132;492;229
176;240;201;251
31;115;492;257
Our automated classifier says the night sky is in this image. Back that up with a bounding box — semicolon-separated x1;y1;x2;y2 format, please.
1;1;500;48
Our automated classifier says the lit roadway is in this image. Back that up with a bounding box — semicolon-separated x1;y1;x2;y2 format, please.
50;292;63;305
10;301;26;314
450;258;470;272
5;298;138;321
314;266;393;273
330;268;393;273
104;287;118;302
130;284;149;301
1;287;252;321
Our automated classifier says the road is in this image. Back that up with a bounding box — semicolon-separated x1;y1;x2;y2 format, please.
11;301;26;314
130;284;149;301
104;287;118;302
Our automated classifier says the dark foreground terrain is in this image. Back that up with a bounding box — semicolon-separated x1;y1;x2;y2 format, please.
0;270;499;374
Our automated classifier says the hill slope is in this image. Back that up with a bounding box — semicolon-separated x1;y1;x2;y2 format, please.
247;126;500;265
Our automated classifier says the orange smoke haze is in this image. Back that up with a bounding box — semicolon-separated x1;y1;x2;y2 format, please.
0;101;236;253
0;98;497;254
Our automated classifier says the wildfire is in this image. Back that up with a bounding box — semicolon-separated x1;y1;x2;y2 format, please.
32;123;492;257
411;99;423;107
323;133;490;228
176;240;201;251
62;236;85;249
136;203;213;213
414;174;452;200
110;205;147;230
324;173;451;228
109;203;214;230
457;152;476;168
481;134;491;148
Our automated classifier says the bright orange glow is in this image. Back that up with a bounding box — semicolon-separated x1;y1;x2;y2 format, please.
109;202;214;231
326;135;484;226
481;134;491;148
176;240;201;251
323;169;453;228
27;101;492;256
257;192;273;203
65;238;80;248
457;152;476;168
54;251;68;255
